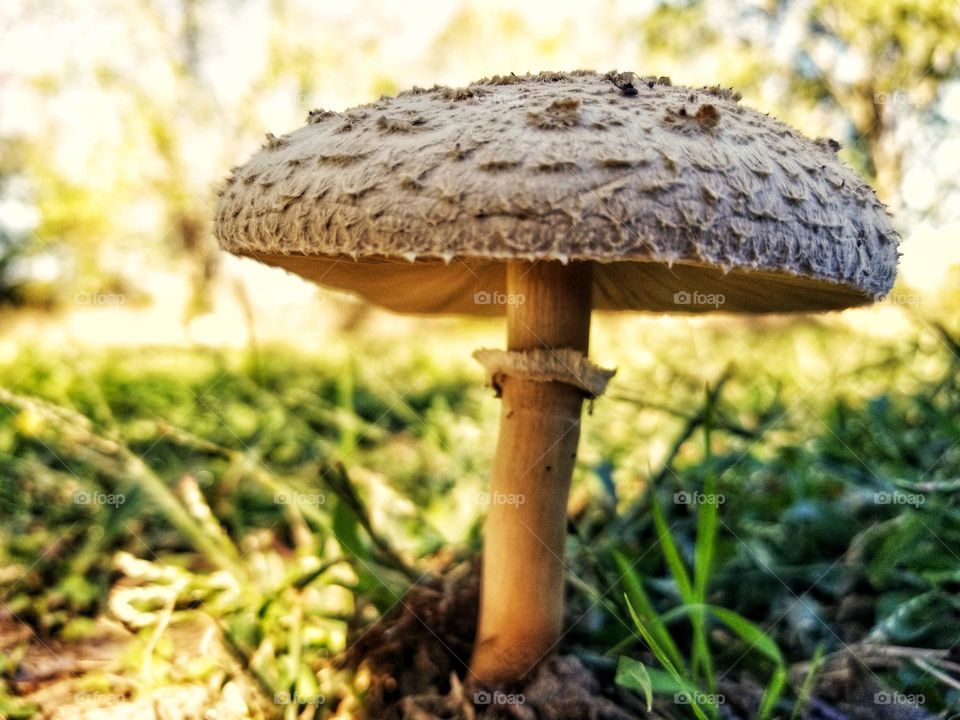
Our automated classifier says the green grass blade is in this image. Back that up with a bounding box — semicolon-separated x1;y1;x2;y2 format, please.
708;605;786;719
694;388;717;593
707;607;784;664
789;644;825;720
651;470;712;691
624;595;680;677
613;550;685;671
692;384;719;690
759;665;788;720
650;491;694;600
655;602;787;718
624;596;713;720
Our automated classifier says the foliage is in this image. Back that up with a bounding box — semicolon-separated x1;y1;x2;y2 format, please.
0;305;958;716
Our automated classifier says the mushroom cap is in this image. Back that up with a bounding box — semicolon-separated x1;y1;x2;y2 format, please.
215;70;899;316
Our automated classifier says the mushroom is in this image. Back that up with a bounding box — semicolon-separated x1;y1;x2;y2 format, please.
215;70;898;686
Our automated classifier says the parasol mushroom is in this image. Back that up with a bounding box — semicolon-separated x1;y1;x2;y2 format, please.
214;70;898;686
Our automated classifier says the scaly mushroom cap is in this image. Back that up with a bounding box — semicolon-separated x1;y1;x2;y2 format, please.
215;70;899;316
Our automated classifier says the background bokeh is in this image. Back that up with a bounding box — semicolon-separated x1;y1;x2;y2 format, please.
0;0;957;355
1;1;959;718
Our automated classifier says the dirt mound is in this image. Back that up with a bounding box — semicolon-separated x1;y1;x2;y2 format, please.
341;562;639;719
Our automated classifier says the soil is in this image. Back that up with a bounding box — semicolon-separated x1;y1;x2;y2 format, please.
340;561;643;719
336;561;943;720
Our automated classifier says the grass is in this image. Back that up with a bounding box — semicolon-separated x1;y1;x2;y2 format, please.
614;389;787;719
0;295;959;718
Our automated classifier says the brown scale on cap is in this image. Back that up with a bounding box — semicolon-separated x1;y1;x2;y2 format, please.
663;101;722;133
477;159;521;172
260;133;288;150
694;103;720;128
526;97;582;129
816;137;843;153
436;85;488;101
375;114;427;133
317;152;368;166
306;109;338;125
702;85;743;102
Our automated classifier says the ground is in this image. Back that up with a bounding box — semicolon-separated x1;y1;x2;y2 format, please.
2;300;960;718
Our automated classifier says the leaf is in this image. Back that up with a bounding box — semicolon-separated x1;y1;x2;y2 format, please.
655;603;787;718
708;607;784;665
615;656;653;711
616;658;714;720
867;590;952;644
704;605;787;719
331;498;369;562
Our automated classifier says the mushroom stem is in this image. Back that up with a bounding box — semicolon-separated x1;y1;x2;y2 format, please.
470;260;592;685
